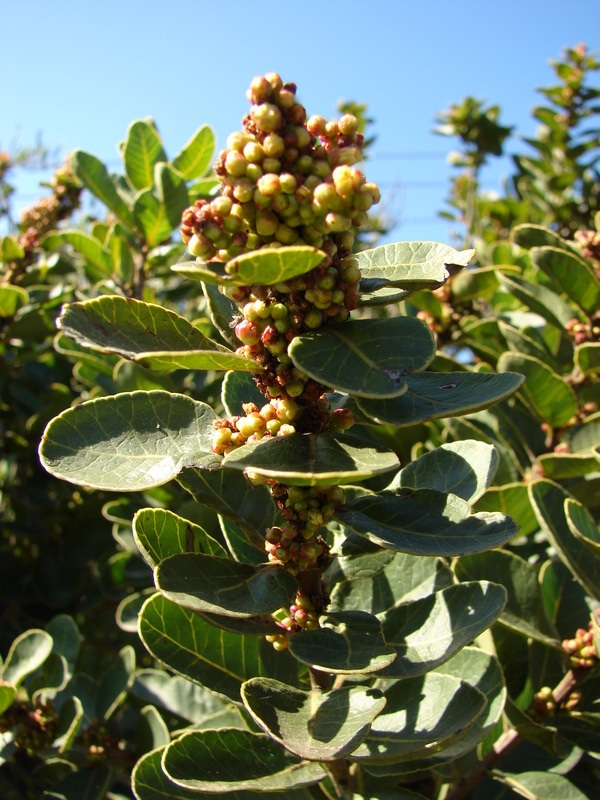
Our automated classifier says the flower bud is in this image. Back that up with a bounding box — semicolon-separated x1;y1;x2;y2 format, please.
251;103;283;133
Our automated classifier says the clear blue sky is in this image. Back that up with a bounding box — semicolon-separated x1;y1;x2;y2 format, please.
2;0;598;245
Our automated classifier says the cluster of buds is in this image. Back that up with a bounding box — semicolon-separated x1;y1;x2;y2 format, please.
18;161;82;256
575;228;600;272
0;700;58;755
211;399;299;455
78;720;123;764
266;591;322;650
530;686;557;722
565;316;600;346
180;72;380;409
562;619;599;670
265;483;345;571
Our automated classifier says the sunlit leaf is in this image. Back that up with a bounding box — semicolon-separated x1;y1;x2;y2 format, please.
123;118;167;191
39;391;220;491
288;317;435;398
133;507;227;568
172;125;215;180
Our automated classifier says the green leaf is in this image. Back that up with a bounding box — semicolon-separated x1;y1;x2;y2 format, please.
350;672;486;763
510;223;580;252
123;118;167;191
70;149;134;227
288;611;396;674
241;678;386;761
177;468;276;547
0;630;53;687
498;353;577;427
288;317;435;398
575;342;600;375
356;241;474;292
132;746;219;800
0;234;25;261
134;187;175;247
496;770;590;800
107;223;135;285
222;370;267;416
357;371;524;426
156;554;297;617
39;391;220;492
172;124;215;180
138;594;300;704
474;483;539;537
537;451;599;479
43;230;113;275
566;498;600;555
451;265;501;301
133;508;227;568
529;480;600;599
225;246;326;285
0;683;16;716
0;284;28;318
154;162;189;230
58;295;258;372
389;440;499;503
329;552;453;616
222;432;399;486
377;581;507;678
96;645;135;719
162;729;326;792
498;273;574;329
455;550;560;648
336;489;518;556
531;246;600;316
203;281;240;348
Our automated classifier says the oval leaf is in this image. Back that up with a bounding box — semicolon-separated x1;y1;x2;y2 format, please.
222;432;399;486
0;284;28;318
356;241;474;290
39;391;220;491
241;678;386;761
172;124;215;180
133;508;227;568
389;440;499;503
1;629;53;687
71;149;134;227
225;246;326;285
350;672;486;763
162;729;326;792
531;245;600;316
156;554;297;618
378;581;507;678
336;489;518;556
123;119;167;191
288;317;435;398
566;498;600;556
288;611;396;674
357;371;525;426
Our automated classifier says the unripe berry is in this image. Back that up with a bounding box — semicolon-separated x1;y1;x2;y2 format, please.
304;309;323;328
257;174;282;197
247;75;273;104
262;156;282;173
251;103;283;133
246;163;263;182
225;150;248;177
235;319;261;345
263;134;285;158
307;115;327;135
227;131;251;152
325;212;352;233
256;210;278;237
232;178;254;203
264;72;283;92
338;114;360;136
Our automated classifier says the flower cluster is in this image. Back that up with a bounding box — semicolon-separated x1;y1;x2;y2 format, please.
266;591;323;650
18;162;81;255
562;619;599;670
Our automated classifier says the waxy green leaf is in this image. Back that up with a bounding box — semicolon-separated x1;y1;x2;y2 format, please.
71;149;134;228
43;230;114;275
123;119;167;191
389;440;499;503
138;594;301;704
566;498;600;556
356;242;474;293
222;432;399;486
498;273;575;329
58;296;258;372
377;581;507;678
39;391;220;491
288;611;395;674
134;187;175;247
511;223;580;252
531;246;600;316
529;480;600;599
498;352;577;427
576;342;600;375
357;371;524;426
350;672;486;763
133;508;227;568
336;489;517;556
495;770;590;800
288;317;435;398
171;124;215;180
241;678;386;761
0;284;28;317
162;729;326;792
156;554;297;617
0;629;53;687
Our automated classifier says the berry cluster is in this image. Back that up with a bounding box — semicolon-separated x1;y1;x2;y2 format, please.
0;701;58;755
562;619;599;670
266;591;322;650
18;162;81;256
575;228;600;272
565;316;600;345
180;72;379;408
265;483;345;572
211;400;300;455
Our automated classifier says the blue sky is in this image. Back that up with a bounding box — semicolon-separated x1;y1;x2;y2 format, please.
2;0;599;245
